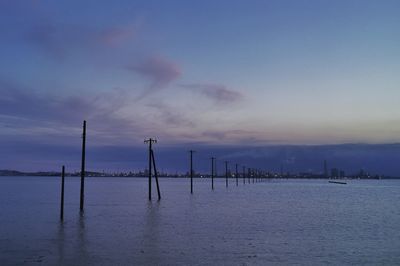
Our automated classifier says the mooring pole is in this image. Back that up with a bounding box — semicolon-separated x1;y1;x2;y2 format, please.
189;150;195;194
60;165;65;220
211;157;215;190
252;169;255;183
235;163;238;186
151;150;161;200
79;120;86;212
225;161;228;188
248;168;251;183
144;138;157;200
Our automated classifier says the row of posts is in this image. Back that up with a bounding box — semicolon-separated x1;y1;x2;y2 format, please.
60;120;86;220
59;121;268;220
191;152;267;194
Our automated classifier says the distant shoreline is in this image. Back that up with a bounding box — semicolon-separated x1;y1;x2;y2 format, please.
1;170;398;179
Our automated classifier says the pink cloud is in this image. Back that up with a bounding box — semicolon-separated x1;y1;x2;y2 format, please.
98;26;134;47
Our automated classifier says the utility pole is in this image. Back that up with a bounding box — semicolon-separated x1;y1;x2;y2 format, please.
60;165;65;220
145;138;160;200
151;149;161;200
189;150;195;194
211;157;215;190
80;120;86;212
225;161;229;188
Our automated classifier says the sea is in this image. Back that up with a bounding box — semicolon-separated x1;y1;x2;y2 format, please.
0;177;399;265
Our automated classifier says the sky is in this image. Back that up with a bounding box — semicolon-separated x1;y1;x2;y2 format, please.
1;0;400;174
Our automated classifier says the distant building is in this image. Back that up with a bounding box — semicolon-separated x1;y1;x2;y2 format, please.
339;170;345;178
324;160;328;178
331;168;339;178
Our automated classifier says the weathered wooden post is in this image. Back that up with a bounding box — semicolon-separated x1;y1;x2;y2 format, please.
225;161;229;188
189;150;195;194
151;150;161;200
80;120;86;212
211;157;215;190
144;138;157;200
60;165;65;220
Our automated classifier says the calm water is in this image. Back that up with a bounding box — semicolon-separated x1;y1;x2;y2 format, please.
0;177;399;265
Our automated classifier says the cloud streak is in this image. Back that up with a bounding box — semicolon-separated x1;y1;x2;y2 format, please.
27;23;135;60
146;101;194;127
181;83;243;103
126;55;182;98
0;80;145;144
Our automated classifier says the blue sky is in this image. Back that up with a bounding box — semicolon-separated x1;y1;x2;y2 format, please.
1;0;400;173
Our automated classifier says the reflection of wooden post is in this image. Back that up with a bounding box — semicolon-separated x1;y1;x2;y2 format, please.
151;150;161;200
60;165;65;220
80;120;86;212
225;161;229;188
211;157;215;190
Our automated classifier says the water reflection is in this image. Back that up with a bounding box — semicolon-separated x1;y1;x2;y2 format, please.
56;222;65;264
141;201;162;265
76;212;88;264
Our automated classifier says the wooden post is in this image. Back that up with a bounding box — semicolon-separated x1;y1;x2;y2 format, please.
225;161;228;188
80;120;86;212
211;157;215;190
190;150;195;194
148;140;152;200
60;165;65;220
151;150;161;200
144;138;157;201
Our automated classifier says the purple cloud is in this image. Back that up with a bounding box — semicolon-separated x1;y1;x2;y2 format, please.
181;83;243;103
99;27;133;47
0;80;148;144
126;55;182;94
146;101;194;127
27;23;135;60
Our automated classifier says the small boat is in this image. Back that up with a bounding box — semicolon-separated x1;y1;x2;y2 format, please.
328;180;347;185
